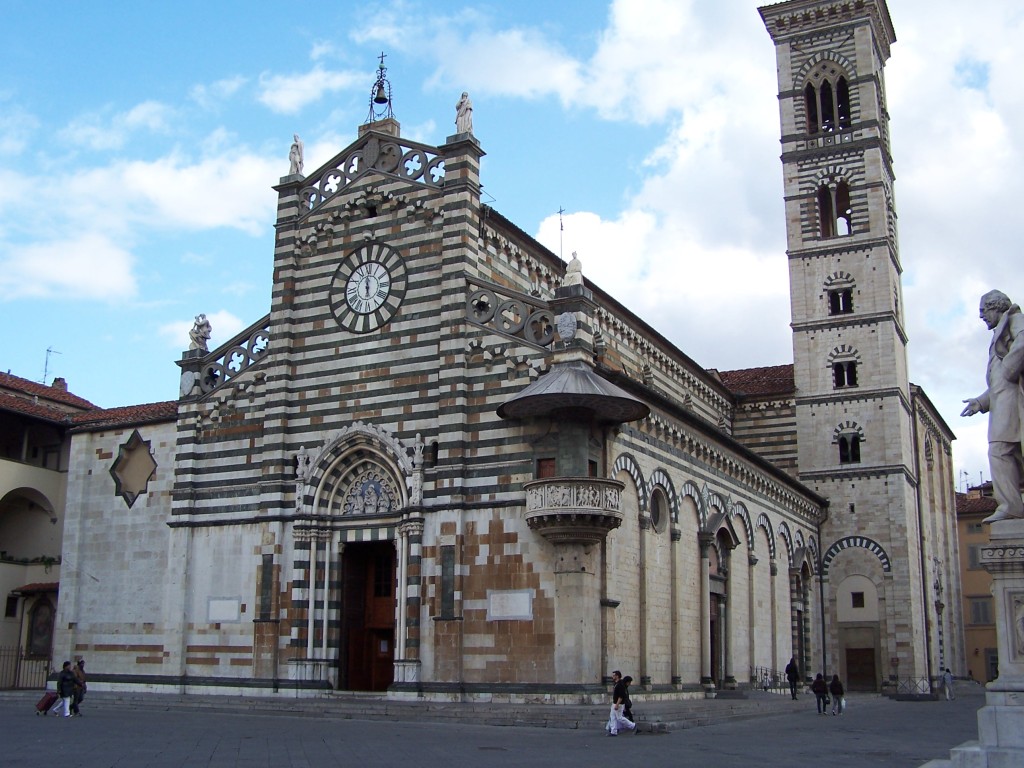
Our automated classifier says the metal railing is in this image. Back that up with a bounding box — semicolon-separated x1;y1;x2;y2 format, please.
0;647;51;690
890;676;935;698
750;665;788;694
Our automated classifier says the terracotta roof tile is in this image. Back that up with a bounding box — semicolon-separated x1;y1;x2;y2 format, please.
0;391;73;423
11;582;59;594
0;371;97;410
715;364;795;397
71;401;177;430
956;493;998;514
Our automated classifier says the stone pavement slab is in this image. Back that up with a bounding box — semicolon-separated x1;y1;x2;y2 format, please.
0;682;986;768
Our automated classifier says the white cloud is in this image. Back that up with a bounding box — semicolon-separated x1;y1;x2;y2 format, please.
0;169;22;220
428;28;583;102
536;205;791;372
0;136;282;309
257;67;362;114
350;6;582;103
0;232;137;300
180;251;213;266
402;119;438;146
190;76;248;110
0;103;39;155
356;0;766;125
59;101;176;150
310;41;338;61
39;149;281;238
115;153;281;234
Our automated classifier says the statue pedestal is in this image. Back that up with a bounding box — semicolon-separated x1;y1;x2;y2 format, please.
925;519;1024;767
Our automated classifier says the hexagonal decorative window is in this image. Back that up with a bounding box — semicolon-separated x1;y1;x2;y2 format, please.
109;429;157;508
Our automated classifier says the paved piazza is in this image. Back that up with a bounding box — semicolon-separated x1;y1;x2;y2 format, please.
1;686;984;767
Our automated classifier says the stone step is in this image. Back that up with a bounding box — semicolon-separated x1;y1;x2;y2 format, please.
20;688;809;732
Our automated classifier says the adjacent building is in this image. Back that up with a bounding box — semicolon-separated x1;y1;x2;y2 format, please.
956;485;998;682
0;373;92;687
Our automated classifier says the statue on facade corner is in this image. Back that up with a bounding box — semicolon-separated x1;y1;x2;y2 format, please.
563;251;583;286
288;133;304;176
455;92;473;135
188;314;212;353
961;289;1024;522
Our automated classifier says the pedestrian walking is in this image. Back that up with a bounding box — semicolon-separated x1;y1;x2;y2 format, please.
621;676;635;723
605;670;637;736
49;661;76;717
828;674;845;715
785;657;800;700
811;672;828;715
71;659;87;716
942;668;955;701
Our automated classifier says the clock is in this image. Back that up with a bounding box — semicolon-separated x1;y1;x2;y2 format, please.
330;242;407;333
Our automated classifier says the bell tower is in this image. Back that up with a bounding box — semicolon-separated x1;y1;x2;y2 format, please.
760;0;930;685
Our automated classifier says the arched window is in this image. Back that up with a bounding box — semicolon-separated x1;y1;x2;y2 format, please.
828;288;854;315
804;83;818;133
818;180;852;237
820;79;835;130
838;434;861;464
833;361;858;388
804;70;851;134
836;77;850;127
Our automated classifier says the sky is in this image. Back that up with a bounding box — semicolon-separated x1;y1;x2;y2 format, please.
1;0;1021;491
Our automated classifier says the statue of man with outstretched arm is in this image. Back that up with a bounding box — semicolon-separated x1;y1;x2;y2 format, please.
962;289;1024;523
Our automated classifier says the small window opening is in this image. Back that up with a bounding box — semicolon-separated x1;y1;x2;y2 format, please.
851;592;865;609
833;361;858;388
4;595;18;618
838;434;861;464
828;288;854;315
588;460;598;478
366;204;378;218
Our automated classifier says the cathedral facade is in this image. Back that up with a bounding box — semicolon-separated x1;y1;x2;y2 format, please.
51;0;960;700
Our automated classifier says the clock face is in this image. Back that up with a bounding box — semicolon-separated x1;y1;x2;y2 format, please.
330;242;407;333
346;261;391;314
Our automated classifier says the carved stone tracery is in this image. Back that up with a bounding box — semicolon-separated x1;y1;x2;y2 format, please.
300;138;446;217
